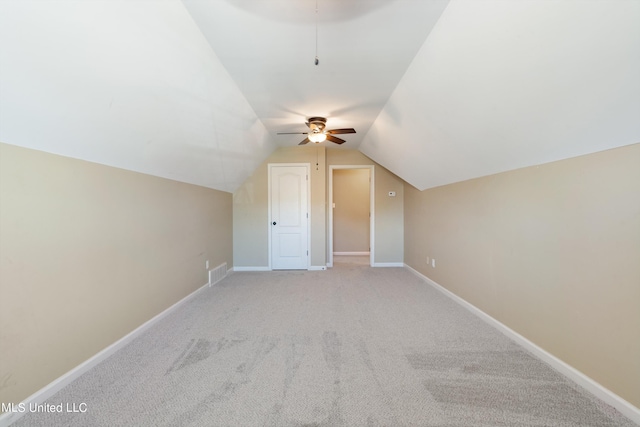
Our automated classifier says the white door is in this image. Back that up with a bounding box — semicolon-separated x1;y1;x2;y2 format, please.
270;164;309;270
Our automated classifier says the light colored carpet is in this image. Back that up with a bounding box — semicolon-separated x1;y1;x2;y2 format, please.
13;264;635;426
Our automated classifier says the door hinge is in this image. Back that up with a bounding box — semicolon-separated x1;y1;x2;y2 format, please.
306;174;308;181
306;212;309;218
307;250;309;256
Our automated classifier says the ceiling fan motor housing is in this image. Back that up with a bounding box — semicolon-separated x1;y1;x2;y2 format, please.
306;117;327;132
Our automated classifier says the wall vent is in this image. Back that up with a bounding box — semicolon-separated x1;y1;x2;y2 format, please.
208;262;228;287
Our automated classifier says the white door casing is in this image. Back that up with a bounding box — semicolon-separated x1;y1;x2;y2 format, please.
269;164;310;270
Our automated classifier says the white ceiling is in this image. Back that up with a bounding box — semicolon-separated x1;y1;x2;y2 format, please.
0;0;277;193
182;0;449;147
360;0;640;190
1;0;638;192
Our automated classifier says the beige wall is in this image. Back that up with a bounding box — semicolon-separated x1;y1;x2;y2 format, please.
233;147;404;268
234;146;327;268
0;143;233;406
404;143;640;407
327;150;404;264
333;169;370;253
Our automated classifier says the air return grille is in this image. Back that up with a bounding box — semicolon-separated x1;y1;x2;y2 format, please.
208;262;228;287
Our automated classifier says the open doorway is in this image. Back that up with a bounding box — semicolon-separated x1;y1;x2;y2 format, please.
328;165;374;267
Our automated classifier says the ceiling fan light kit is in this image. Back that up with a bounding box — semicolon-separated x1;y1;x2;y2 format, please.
309;132;326;143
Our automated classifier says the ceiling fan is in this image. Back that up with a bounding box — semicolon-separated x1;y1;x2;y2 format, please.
277;117;356;145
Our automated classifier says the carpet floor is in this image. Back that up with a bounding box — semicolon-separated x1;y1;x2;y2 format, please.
13;259;636;426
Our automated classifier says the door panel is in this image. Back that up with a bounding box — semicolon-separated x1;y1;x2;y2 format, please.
278;174;301;226
277;233;301;257
270;165;309;270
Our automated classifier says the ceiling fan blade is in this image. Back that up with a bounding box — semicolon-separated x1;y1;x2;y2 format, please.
326;128;356;135
326;134;346;145
277;132;308;135
298;137;310;145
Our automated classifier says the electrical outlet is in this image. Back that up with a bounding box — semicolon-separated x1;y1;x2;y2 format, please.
432;259;436;268
206;260;210;270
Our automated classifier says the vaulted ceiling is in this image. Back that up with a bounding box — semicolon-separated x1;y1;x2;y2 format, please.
181;0;449;148
1;0;638;192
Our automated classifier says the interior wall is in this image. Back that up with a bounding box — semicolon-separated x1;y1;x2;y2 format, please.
0;143;233;406
333;169;370;253
233;146;327;268
233;147;404;268
404;143;640;408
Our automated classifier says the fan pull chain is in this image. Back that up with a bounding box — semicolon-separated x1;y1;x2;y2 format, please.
315;0;319;66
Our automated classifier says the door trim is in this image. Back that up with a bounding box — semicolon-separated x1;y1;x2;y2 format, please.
268;163;311;270
328;165;375;267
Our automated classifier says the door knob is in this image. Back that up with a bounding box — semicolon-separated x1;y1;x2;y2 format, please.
272;221;276;225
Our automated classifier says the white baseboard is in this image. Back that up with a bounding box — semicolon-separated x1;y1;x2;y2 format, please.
403;264;640;425
0;281;214;427
372;262;404;267
232;266;270;272
333;252;370;256
233;266;327;272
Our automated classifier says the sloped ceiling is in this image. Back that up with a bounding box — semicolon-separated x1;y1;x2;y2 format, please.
1;0;638;193
360;0;640;190
0;0;277;193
